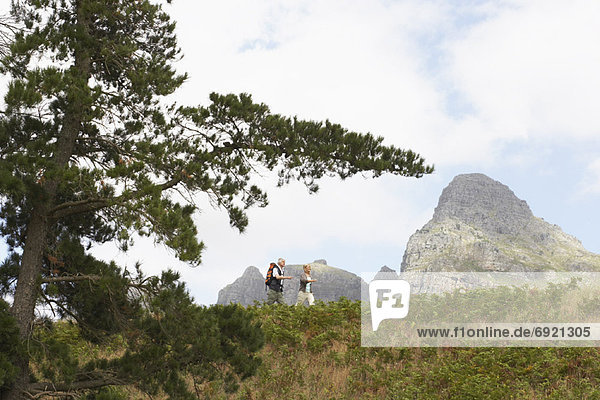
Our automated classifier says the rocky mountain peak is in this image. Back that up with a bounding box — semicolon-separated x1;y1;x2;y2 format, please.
432;173;533;236
402;173;600;272
375;265;399;280
241;266;262;278
378;265;396;273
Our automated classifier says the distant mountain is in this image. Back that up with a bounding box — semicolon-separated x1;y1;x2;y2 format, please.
216;266;266;306
217;260;365;306
401;173;600;272
373;265;399;280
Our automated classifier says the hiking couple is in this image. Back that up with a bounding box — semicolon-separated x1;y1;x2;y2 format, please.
266;258;316;306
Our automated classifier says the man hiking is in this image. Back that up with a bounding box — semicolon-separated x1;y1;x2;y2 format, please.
266;258;292;305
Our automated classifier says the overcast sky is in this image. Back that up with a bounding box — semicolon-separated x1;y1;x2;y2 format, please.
3;1;600;305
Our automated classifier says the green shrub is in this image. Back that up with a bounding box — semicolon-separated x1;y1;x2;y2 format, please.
0;299;20;391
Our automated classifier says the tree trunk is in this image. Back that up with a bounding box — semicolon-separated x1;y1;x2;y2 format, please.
11;208;49;337
7;1;90;396
5;207;50;399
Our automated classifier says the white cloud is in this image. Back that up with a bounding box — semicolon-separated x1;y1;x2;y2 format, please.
169;0;600;168
169;1;483;163
444;0;600;141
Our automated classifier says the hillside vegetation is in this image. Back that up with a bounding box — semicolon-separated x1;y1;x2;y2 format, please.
239;300;600;400
28;299;600;400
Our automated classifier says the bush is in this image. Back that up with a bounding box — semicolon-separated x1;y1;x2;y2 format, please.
0;299;19;391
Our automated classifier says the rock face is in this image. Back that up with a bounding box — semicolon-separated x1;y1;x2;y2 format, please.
217;262;364;306
432;173;532;236
216;266;266;306
402;173;600;272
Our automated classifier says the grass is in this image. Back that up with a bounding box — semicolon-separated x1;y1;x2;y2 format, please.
223;299;600;400
34;297;600;399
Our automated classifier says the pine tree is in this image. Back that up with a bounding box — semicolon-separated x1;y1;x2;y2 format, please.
0;0;433;397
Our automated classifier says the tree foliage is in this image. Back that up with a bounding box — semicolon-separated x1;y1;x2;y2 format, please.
0;299;20;392
26;262;264;399
0;0;433;397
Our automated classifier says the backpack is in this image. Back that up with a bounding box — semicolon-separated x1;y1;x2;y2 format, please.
265;262;279;289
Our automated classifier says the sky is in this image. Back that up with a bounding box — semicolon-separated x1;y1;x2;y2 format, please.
2;1;600;305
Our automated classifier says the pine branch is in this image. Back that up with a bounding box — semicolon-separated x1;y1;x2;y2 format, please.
0;14;21;60
26;376;126;398
41;274;101;283
48;176;182;219
48;198;111;219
